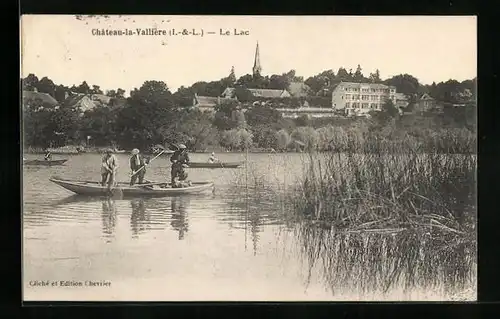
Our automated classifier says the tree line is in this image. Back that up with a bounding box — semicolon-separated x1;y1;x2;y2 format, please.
22;67;476;152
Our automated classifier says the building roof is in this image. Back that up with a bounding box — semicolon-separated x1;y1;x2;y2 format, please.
194;95;237;108
247;88;290;98
287;82;310;97
222;87;291;98
64;93;114;111
338;81;396;90
23;91;59;106
418;93;434;101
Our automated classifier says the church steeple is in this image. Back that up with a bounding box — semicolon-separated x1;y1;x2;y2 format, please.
252;42;262;76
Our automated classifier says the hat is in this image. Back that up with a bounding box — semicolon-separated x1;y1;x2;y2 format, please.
106;148;114;153
178;144;187;149
211;152;215;156
131;148;140;155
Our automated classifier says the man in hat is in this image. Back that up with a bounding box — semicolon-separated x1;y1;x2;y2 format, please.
170;144;190;187
101;148;119;190
129;148;149;186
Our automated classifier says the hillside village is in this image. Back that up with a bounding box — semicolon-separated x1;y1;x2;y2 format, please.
23;43;475;118
21;42;476;152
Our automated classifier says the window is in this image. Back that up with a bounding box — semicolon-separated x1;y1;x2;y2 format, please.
353;88;359;92
345;102;350;108
345;94;351;100
370;103;377;109
370;88;376;93
362;88;369;93
371;95;377;101
390;89;395;93
362;95;369;100
362;103;369;109
354;95;360;100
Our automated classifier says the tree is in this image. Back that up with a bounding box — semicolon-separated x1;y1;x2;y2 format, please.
370;99;399;127
369;69;381;83
252;125;277;149
74;81;91;94
234;87;254;102
115;80;178;149
129;80;175;108
305;69;336;96
268;74;290;90
275;129;291;151
91;85;103;94
244;104;282;127
116;88;126;98
353;64;364;82
106;89;117;97
54;85;69;104
80;105;120;147
228;66;236;84
295;114;310;127
51;104;82;145
174;109;218;151
238;128;253;150
22;74;39;91
384;74;421;97
284;69;303;82
291;126;319;151
36;76;56;96
220;129;241;151
336;67;350;82
213;100;240;131
173;86;195;108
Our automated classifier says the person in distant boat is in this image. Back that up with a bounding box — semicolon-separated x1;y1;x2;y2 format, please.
44;149;52;161
129;148;148;186
208;152;218;163
101;148;119;190
170;144;190;187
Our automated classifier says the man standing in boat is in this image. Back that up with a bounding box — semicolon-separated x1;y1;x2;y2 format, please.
101;148;119;190
129;148;148;186
170;144;190;187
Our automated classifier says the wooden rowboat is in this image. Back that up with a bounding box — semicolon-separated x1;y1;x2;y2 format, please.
187;161;244;169
24;159;68;166
49;176;214;197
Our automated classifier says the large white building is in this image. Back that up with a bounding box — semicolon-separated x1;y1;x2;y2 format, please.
331;82;398;116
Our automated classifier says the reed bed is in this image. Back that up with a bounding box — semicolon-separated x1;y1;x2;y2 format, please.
290;132;476;299
296;224;476;299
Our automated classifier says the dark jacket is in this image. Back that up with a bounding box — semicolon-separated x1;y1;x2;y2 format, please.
170;150;190;165
130;154;147;171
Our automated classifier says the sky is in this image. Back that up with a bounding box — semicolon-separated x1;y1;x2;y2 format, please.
21;15;477;96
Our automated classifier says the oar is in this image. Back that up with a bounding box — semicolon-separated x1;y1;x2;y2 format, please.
129;146;171;179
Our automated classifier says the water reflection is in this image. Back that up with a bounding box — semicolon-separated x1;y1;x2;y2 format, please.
296;223;476;298
101;198;117;243
170;196;189;240
130;199;149;237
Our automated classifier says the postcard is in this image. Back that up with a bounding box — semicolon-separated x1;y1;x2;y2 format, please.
21;15;477;301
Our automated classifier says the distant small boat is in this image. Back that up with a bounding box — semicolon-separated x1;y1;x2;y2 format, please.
24;159;68;166
50;176;214;197
187;161;244;169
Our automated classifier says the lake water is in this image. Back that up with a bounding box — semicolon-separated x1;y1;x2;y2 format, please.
22;152;476;301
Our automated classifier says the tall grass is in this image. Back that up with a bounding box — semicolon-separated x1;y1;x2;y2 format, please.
293;140;476;234
291;131;476;299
